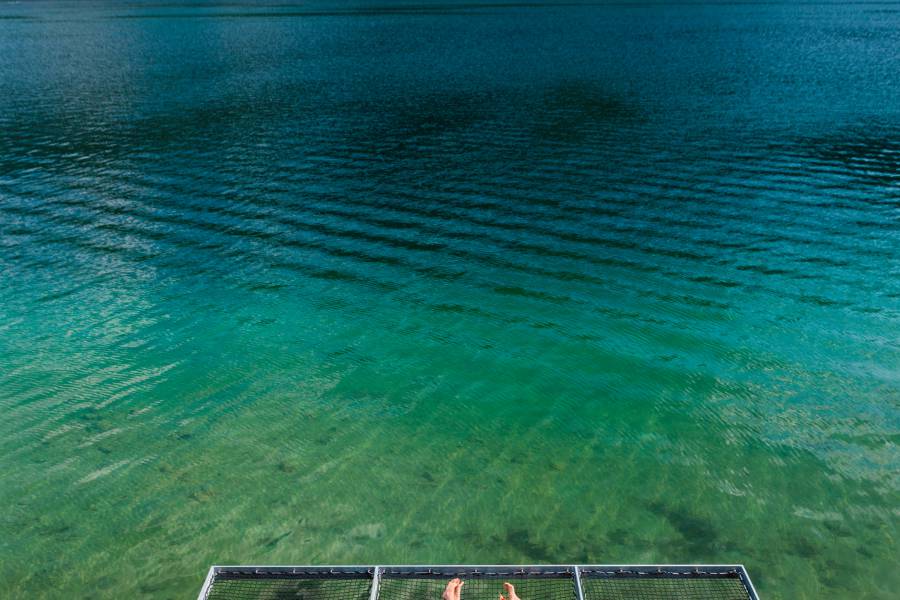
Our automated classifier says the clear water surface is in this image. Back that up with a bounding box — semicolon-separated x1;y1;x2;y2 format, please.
0;2;898;598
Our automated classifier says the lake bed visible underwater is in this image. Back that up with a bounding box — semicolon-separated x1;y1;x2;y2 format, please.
0;2;898;598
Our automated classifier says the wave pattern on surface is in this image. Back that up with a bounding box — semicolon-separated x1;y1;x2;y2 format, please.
0;3;898;599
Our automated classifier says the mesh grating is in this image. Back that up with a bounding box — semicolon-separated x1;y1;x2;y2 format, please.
581;570;751;600
205;571;372;600
378;569;577;600
198;567;757;600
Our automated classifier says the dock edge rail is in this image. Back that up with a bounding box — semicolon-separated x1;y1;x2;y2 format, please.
197;564;760;600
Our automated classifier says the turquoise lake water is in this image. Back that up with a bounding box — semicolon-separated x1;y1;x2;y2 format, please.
1;1;898;598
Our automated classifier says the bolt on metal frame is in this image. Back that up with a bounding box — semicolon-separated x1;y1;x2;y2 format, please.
197;564;759;600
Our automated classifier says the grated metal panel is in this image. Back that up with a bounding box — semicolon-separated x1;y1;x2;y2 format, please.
580;567;752;600
378;567;577;600
198;565;759;600
203;568;372;600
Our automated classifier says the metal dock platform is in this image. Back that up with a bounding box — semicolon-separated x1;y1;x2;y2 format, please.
197;565;760;600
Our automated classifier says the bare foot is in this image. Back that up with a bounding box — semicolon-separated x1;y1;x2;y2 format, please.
499;582;521;600
443;578;464;600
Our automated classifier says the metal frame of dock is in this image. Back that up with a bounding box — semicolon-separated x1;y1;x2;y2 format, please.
197;564;760;600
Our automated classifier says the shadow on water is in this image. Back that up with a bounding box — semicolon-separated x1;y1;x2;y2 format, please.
342;79;643;165
647;501;732;558
346;88;500;146
533;80;640;143
505;529;556;562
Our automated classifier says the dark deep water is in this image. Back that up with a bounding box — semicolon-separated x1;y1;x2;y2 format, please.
1;2;898;598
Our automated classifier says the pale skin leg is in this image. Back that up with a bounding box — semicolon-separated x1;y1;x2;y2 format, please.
443;578;464;600
442;578;520;600
499;582;521;600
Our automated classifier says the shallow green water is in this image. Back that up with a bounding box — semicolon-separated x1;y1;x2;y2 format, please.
1;2;898;598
